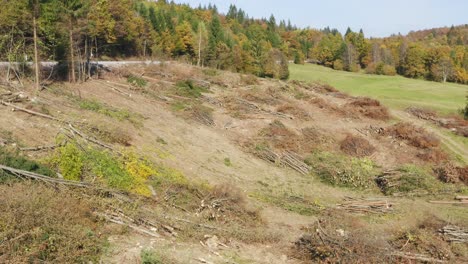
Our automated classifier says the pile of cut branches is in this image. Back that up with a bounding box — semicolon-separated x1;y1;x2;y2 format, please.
337;197;394;214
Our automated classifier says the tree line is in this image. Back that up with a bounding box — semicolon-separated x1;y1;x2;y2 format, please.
1;0;467;85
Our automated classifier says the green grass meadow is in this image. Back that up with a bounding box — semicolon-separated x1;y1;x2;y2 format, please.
290;64;467;115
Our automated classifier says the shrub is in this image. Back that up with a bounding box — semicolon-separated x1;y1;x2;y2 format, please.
294;51;305;65
175;80;209;98
78;98;143;126
127;75;148;87
305;151;379;189
224;157;232;167
382;65;397;76
365;63;377;74
375;62;385;75
460;96;468;120
49;141;157;196
140;249;164;264
202;68;219;76
349;63;361;73
0;147;55;178
340;134;376;157
333;59;344;71
56;142;84;181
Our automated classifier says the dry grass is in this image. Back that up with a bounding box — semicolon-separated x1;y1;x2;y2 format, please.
340;134;376;157
240;74;259;85
276;103;311;120
385;122;440;149
346;97;391;120
241;90;282;106
0;182;110;263
417;148;448;163
309;97;348;117
257;120;302;152
84;120;133;146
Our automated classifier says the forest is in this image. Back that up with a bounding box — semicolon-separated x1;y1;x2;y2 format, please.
1;0;467;84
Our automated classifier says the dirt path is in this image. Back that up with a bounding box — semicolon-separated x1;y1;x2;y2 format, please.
392;110;468;163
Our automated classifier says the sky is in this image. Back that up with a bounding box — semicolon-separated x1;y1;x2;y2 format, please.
173;0;468;38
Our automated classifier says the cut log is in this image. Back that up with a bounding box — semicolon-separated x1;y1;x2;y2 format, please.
337;197;394;214
439;225;468;243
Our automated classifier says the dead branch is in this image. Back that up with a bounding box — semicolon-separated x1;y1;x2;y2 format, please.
0;164;89;188
94;212;160;238
67;124;114;151
20;144;59;152
95;80;132;97
0;100;62;122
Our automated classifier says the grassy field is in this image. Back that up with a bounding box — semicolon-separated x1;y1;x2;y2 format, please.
290;64;467;115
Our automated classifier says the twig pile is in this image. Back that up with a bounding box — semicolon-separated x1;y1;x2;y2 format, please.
256;148;310;175
337;197;394;214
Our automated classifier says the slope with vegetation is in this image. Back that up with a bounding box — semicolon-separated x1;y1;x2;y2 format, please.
0;63;467;263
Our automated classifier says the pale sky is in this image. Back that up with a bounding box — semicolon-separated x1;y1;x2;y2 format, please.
173;0;468;38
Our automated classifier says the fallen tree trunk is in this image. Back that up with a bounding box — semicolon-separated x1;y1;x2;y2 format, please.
0;100;62;122
0;164;89;187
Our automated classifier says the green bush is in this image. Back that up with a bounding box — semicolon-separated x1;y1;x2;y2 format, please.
127;75;148;87
56;142;84;181
305;151;379;189
0;147;55;178
48;141;190;196
175;80;209;98
202;68;219;76
141;249;163;264
78;98;143;126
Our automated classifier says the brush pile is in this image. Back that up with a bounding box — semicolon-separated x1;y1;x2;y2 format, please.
337;197;394;214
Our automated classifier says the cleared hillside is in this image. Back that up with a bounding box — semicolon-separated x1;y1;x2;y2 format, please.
0;63;467;263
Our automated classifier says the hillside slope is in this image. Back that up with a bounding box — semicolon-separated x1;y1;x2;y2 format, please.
0;63;467;263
